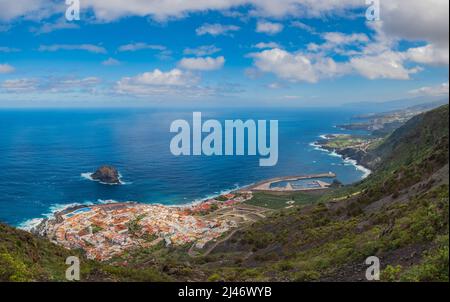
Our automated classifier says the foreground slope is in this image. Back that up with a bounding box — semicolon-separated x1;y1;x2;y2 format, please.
0;223;170;281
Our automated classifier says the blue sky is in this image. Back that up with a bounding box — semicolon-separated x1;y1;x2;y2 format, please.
0;0;448;107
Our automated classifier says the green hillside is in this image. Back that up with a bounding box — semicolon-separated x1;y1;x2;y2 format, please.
362;104;449;171
1;105;448;282
0;223;170;281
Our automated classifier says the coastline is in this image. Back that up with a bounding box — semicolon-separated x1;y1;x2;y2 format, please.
310;138;372;179
18;185;249;231
18;199;122;231
26;192;259;261
18;144;371;232
15;130;376;260
17;128;374;232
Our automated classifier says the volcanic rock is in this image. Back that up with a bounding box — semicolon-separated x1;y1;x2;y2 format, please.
91;166;121;184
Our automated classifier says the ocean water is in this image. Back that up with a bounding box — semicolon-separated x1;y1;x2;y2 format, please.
0;108;369;227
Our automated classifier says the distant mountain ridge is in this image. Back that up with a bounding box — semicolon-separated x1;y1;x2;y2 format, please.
342;96;448;113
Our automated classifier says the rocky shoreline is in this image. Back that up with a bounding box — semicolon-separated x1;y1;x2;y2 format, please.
313;134;375;177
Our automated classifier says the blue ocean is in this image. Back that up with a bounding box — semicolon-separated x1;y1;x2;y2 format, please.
0;108;369;227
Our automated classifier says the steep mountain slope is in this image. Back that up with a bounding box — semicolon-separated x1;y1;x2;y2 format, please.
361;104;449;171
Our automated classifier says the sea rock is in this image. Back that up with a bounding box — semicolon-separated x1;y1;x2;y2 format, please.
91;165;121;184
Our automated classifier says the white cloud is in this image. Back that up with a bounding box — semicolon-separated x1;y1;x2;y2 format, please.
251;48;317;83
1;78;37;92
179;56;225;71
350;51;420;80
290;21;315;33
117;43;166;52
0;77;101;93
254;2;449;84
83;0;243;21
250;43;425;83
406;44;449;66
256;21;283;35
2;0;447;57
332;23;421;80
30;18;79;35
379;0;449;47
244;67;264;79
0;63;15;73
196;23;240;36
306;43;320;52
47;77;101;92
118;44;173;60
50;0;361;22
305;32;370;58
57;77;100;85
115;69;209;97
342;18;448;80
183;45;221;56
409;82;449;97
281;95;302;100
285;19;448;83
250;48;349;83
375;1;449;68
4;0;447;36
115;69;238;98
248;0;362;18
0;47;20;52
323;32;369;45
121;69;195;86
2;0;448;89
38;44;107;54
250;15;446;83
102;58;121;66
0;0;53;21
267;82;284;89
306;32;369;56
253;42;281;49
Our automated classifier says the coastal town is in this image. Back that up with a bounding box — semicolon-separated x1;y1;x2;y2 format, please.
31;169;343;261
33;192;264;261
